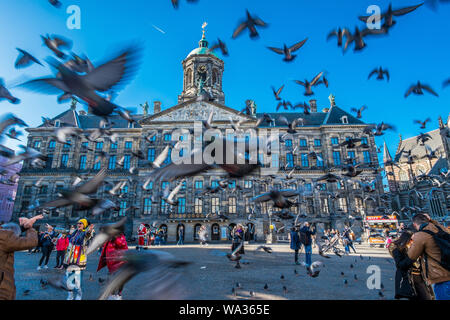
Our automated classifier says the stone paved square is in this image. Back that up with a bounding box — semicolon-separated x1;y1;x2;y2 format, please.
14;242;395;300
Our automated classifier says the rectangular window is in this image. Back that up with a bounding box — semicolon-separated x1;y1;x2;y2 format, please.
333;151;341;166
121;185;128;194
316;153;324;167
195;181;203;189
314;139;321;147
299;139;307;147
164;133;172;141
361;137;368;145
228;197;236;214
211;197;220;213
46;155;53;169
39;185;48;194
286;153;294;168
143;198;152;214
79;155;87;170
24;186;32;195
33;140;41;150
338;198;348;212
228;180;236;189
363;151;371;164
160;199;167;213
301;153;309;167
177;197;186;214
272;153;279;168
211;180;219;188
108;156;116;170
96;142;103;150
110;142;118;150
93;156;101;170
60;154;68;168
147;148;155;162
163;149;171;165
63;140;71;149
119;201;127;216
319;183;327;191
123;155;131;170
244;180;253;189
331;137;339;145
194;198;203;214
81;142;89;149
347;151;356;165
48;140;56;150
285;139;292;147
125;141;133;149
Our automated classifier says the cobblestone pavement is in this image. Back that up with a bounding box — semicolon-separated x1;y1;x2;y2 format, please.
14;242;395;300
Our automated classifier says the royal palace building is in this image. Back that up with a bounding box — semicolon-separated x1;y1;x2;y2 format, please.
12;30;385;242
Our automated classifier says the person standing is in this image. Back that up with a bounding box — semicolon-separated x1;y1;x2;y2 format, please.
177;225;184;246
396;214;450;300
231;224;245;269
37;224;57;270
63;218;94;300
137;224;147;250
343;227;357;254
299;222;316;268
389;229;434;300
290;225;301;265
0;214;43;300
198;225;208;246
97;232;128;300
55;231;69;269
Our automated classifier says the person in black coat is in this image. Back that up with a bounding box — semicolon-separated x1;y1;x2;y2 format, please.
37;224;57;270
290;225;301;265
231;224;245;269
388;229;434;300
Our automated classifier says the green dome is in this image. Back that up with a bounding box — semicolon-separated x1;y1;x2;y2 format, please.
187;46;218;58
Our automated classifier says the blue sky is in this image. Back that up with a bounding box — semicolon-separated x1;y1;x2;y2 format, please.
0;0;449;158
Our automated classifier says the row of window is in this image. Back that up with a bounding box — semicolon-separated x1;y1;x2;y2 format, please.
34;135;370;152
272;150;371;168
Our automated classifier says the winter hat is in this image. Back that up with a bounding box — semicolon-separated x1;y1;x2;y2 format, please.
78;219;88;229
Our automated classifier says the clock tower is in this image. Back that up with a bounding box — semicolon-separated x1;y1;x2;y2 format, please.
178;23;225;105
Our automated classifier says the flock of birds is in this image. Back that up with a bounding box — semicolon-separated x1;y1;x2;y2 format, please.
0;0;449;300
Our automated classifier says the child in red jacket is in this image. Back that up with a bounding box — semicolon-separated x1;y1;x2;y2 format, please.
55;232;69;269
97;233;128;299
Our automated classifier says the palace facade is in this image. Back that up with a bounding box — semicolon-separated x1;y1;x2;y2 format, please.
12;31;385;242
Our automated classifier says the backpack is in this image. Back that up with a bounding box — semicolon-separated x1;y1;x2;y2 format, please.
299;231;309;246
420;225;450;271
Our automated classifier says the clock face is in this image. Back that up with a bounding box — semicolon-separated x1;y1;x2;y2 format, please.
198;65;207;73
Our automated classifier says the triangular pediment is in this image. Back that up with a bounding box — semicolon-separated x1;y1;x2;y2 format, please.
139;100;255;125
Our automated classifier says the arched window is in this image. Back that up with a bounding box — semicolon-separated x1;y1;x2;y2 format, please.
212;69;217;84
211;223;220;241
193;223;202;241
186;68;193;87
399;170;409;181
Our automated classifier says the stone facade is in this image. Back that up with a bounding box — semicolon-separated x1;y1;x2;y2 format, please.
384;116;450;222
12;32;385;242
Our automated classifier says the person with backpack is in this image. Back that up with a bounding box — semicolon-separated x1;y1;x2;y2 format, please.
396;213;450;300
290;225;301;265
388;228;434;300
299;222;316;268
